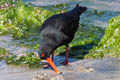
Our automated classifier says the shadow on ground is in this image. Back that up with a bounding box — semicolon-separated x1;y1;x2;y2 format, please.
58;43;96;59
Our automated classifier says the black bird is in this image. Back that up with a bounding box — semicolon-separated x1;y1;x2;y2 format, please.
38;4;87;73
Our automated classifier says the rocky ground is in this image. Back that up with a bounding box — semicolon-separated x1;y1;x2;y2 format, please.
1;56;120;80
1;35;120;80
1;0;120;80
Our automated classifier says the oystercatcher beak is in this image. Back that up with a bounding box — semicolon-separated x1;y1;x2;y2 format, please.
46;58;61;74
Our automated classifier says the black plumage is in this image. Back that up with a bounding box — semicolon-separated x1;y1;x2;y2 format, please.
38;4;87;61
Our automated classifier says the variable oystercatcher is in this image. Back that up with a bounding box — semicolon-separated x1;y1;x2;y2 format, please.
38;4;87;74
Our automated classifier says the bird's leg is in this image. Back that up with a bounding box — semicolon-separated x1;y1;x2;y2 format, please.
60;45;69;65
51;51;54;61
65;45;69;64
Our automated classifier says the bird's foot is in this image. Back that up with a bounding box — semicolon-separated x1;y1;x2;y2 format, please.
60;61;68;65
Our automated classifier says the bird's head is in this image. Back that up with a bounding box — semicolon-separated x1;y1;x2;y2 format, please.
75;4;87;14
38;46;51;60
38;45;61;74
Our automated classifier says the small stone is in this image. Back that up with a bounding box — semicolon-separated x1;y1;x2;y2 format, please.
32;78;39;80
50;75;64;80
12;4;16;7
87;67;94;72
0;5;4;8
12;0;16;2
61;10;64;14
16;54;25;60
5;3;8;7
33;73;48;80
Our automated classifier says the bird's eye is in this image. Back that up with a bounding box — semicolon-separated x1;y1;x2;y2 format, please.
41;53;45;57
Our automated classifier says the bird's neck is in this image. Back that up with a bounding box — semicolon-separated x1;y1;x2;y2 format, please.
66;8;81;17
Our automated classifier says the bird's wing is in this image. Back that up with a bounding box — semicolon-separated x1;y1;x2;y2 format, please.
40;28;69;45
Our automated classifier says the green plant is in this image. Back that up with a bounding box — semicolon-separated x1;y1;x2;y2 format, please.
0;48;9;56
85;16;120;58
5;52;42;68
0;47;41;68
0;48;9;61
0;1;61;39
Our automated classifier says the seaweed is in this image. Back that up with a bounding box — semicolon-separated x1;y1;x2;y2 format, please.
85;16;120;59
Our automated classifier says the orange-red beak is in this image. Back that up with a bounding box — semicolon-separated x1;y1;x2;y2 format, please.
46;58;61;74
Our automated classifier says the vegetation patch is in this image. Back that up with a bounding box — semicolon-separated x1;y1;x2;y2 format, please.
0;47;41;68
0;0;62;39
5;52;41;68
85;16;120;59
0;48;9;60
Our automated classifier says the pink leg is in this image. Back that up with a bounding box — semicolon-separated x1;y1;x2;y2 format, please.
60;45;69;65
